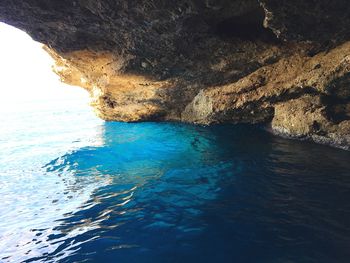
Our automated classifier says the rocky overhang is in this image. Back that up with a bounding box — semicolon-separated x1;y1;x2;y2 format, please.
1;0;349;149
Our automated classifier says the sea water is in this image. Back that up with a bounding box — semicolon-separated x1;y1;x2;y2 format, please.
0;95;350;263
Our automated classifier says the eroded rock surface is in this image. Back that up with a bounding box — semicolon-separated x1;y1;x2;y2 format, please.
0;0;349;149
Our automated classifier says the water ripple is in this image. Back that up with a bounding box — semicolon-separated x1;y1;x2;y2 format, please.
1;122;350;262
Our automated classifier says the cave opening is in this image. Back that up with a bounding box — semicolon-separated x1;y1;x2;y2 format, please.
214;7;279;43
0;22;91;113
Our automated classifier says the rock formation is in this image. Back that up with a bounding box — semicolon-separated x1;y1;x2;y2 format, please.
0;0;349;149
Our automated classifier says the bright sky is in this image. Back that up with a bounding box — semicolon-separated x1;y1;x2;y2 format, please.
0;22;89;110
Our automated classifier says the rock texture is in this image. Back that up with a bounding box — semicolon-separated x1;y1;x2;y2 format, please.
0;0;349;149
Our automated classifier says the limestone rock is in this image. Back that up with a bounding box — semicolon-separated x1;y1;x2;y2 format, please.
272;96;350;150
182;42;350;148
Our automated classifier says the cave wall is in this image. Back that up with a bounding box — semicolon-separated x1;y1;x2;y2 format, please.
0;0;349;149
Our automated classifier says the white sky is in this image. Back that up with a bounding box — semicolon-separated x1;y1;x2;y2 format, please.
0;22;89;110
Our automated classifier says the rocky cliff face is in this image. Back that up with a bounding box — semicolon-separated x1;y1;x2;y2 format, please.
1;0;349;149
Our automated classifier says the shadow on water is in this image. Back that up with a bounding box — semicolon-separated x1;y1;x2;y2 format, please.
3;122;350;263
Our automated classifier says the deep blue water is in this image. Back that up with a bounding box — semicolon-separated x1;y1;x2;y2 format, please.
1;98;350;263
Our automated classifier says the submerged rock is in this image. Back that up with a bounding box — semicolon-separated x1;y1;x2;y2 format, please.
0;0;349;149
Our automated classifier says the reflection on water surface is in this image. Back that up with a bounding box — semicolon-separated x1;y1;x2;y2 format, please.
1;118;350;263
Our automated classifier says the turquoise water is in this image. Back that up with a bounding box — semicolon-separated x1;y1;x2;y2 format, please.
1;96;350;263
